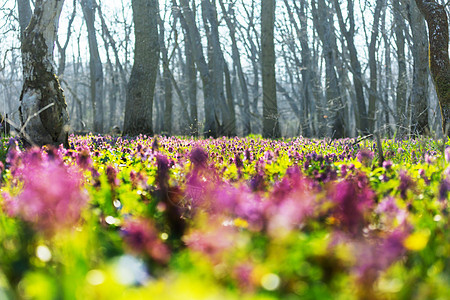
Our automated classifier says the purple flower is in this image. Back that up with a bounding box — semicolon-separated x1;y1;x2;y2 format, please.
445;147;450;163
121;218;170;264
439;178;450;201
382;160;393;170
156;154;170;186
190;147;208;168
76;148;92;169
399;170;415;199
357;148;374;166
330;177;374;236
4;153;87;235
106;165;119;187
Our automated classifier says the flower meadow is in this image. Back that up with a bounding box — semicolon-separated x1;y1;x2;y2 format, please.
0;134;449;299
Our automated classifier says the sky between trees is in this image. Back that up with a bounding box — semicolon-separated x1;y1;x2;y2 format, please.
1;0;449;138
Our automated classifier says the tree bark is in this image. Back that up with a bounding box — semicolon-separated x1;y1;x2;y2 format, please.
219;0;251;135
414;0;450;135
123;0;159;136
394;0;408;135
177;0;218;137
408;0;430;135
157;12;173;135
334;0;368;134
17;0;32;38
312;0;345;138
81;0;104;133
201;0;234;136
261;0;281;138
368;0;383;133
19;0;70;147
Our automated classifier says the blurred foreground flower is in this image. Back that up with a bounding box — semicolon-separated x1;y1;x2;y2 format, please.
121;218;171;264
3;151;87;235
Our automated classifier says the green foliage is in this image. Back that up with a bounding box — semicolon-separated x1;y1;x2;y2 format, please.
0;135;449;299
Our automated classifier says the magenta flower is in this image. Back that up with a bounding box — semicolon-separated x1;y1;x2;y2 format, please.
189;147;208;168
4;153;87;235
76;147;92;169
356;148;374;166
399;170;415;199
121;218;170;264
330;176;374;236
445;147;450;162
184;225;237;262
106;165;120;187
439;178;450;201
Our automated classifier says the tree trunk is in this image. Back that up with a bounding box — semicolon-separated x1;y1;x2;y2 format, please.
81;0;104;133
368;0;383;133
177;0;218;137
185;33;198;136
312;0;345;138
17;0;32;38
334;0;367;135
19;0;69;147
394;0;408;136
123;0;159;136
414;0;449;135
261;0;281;138
219;0;251;135
158;12;173;135
408;0;430;135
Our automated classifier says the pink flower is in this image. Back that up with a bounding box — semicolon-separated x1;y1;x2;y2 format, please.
121;218;171;264
106;165;120;187
357;148;374;166
184;225;237;262
189;147;208;168
330;176;374;236
76;147;92;169
5;152;87;235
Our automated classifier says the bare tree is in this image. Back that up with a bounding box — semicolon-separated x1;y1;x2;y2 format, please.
408;0;429;135
19;0;70;147
123;0;159;136
81;0;104;133
368;0;384;133
414;0;449;135
261;0;280;138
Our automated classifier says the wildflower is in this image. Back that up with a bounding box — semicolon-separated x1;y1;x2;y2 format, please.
399;170;415;199
445;147;450;163
184;225;237;262
5;153;87;235
156;154;170;186
106;165;119;187
439;178;450;201
190;147;208;168
382;160;393;170
357;148;374;166
121;218;170;264
330;177;374;236
76;148;92;169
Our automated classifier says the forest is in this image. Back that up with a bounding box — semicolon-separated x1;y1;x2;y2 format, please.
0;0;448;140
1;1;450;299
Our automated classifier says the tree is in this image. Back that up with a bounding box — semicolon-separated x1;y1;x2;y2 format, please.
408;0;429;135
261;0;280;138
123;0;159;136
367;0;383;133
414;0;450;136
219;0;251;135
17;0;32;37
311;0;345;137
334;0;367;134
81;0;104;133
393;0;408;135
19;0;70;147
